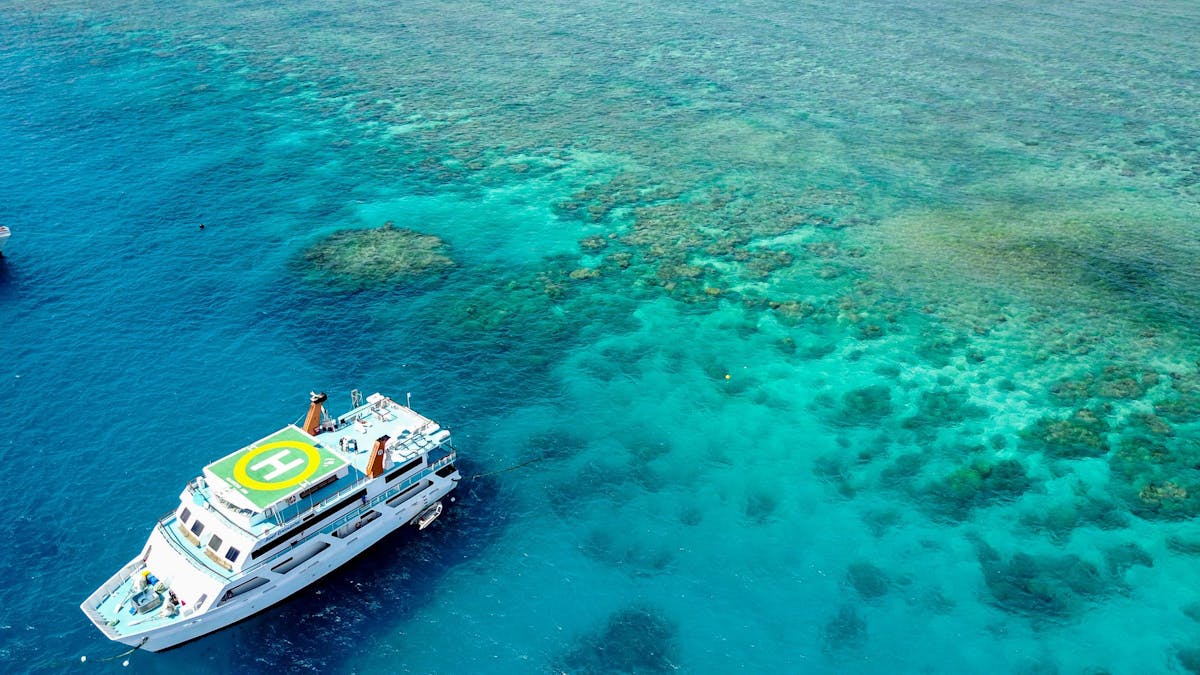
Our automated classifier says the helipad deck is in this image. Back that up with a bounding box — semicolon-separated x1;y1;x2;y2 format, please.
203;426;349;511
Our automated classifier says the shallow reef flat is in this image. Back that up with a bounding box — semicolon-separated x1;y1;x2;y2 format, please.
300;222;455;290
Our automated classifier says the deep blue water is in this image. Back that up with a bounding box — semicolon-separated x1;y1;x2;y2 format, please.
2;1;1200;672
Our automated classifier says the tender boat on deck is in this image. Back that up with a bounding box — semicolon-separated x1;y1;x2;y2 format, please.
80;390;461;652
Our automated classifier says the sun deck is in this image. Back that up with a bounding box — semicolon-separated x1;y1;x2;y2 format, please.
182;396;451;536
318;394;450;470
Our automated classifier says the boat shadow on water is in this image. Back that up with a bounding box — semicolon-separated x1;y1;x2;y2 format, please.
153;463;508;673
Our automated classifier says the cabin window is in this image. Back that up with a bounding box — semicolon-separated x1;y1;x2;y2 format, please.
221;576;268;602
180;507;191;523
271;542;331;574
250;489;367;560
207;534;223;551
386;480;426;506
225;547;240;563
190;520;205;536
385;458;423;483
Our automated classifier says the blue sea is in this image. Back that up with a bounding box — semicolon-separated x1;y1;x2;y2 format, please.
2;0;1199;672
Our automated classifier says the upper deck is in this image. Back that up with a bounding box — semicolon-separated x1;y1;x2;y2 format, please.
204;426;349;512
319;393;450;472
189;394;452;537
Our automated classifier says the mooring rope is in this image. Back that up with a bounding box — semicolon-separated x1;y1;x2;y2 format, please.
469;456;547;480
98;637;149;661
76;635;148;667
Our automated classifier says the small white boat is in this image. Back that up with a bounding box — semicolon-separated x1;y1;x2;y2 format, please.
414;502;443;530
0;226;10;256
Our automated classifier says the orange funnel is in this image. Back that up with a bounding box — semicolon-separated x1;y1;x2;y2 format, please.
366;435;390;478
303;392;328;435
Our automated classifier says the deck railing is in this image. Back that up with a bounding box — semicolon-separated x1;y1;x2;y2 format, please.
235;452;456;578
84;557;145;610
156;447;456;584
253;434;447;547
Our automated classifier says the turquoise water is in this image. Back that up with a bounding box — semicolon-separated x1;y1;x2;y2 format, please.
1;0;1199;672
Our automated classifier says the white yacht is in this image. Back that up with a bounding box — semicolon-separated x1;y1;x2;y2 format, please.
81;390;461;652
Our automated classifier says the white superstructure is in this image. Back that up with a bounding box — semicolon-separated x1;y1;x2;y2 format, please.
81;391;461;652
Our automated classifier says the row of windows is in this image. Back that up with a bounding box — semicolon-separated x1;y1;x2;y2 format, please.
179;506;241;562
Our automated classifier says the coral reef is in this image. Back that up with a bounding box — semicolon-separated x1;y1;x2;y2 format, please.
1102;542;1153;576
1107;435;1200;520
579;528;675;576
1049;365;1155;405
879;453;924;489
925;456;1032;519
1131;481;1195;520
1168;535;1200;556
301;222;454;289
744;491;779;524
1150;371;1200;423
521;430;586;464
1178;647;1200;675
1022;409;1111;459
901;388;987;432
975;541;1117;618
812;453;857;500
1019;494;1128;542
1128;412;1175;438
558;607;679;674
1153;395;1200;423
846;561;890;599
834;385;894;426
821;605;867;652
863;509;902;537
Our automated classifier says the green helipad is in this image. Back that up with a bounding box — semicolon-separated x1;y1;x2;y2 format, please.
204;426;348;510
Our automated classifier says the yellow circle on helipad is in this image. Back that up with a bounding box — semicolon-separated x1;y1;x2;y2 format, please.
233;440;322;491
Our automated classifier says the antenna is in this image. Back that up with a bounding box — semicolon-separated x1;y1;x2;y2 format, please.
406;392;412;408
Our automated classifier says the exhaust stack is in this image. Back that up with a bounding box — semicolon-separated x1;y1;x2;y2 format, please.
366;435;390;478
303;391;328;435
